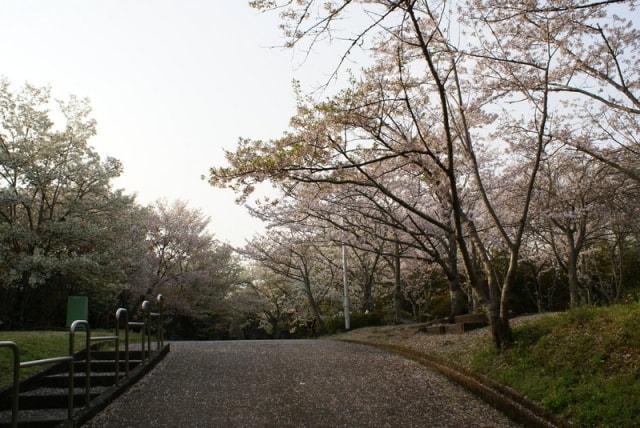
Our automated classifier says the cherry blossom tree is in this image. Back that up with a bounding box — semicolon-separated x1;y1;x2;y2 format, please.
209;0;639;349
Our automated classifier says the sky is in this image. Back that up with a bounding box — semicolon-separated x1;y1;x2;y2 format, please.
0;1;350;246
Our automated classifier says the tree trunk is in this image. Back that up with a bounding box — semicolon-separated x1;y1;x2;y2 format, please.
461;213;511;348
410;301;418;322
302;277;325;330
488;307;512;350
271;320;281;339
446;232;466;320
360;251;379;312
612;232;625;301
447;275;466;321
567;252;580;307
362;284;374;312
500;249;520;322
17;271;30;328
535;268;545;313
489;277;512;350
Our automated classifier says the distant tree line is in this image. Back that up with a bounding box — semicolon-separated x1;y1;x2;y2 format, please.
0;80;247;338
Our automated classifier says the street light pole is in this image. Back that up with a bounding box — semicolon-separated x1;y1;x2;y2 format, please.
342;236;351;330
340;130;351;331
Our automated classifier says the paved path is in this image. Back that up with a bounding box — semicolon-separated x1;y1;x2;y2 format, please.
88;340;516;428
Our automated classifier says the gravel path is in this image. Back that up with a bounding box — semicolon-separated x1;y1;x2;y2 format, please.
88;340;516;428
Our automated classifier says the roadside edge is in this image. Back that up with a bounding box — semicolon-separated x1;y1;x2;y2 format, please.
337;339;571;428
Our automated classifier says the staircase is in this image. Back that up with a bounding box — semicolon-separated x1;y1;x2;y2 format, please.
0;294;168;428
0;350;144;428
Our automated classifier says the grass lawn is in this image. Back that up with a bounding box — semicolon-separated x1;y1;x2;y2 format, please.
470;304;640;427
334;303;640;427
0;329;143;390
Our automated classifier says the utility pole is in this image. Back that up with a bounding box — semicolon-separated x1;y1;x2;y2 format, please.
341;223;351;330
341;129;351;331
342;242;351;330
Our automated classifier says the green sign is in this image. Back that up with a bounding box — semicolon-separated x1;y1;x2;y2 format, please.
66;296;89;327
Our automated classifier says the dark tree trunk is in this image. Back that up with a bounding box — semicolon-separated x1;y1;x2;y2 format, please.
446;232;466;320
447;276;467;321
567;252;580;307
302;277;324;330
362;284;374;312
360;251;379;313
17;271;30;328
271;321;281;339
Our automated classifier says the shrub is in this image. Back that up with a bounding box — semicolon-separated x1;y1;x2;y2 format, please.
322;311;384;335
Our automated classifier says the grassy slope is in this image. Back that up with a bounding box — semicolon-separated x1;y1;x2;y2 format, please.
334;303;640;427
471;304;640;427
0;330;140;390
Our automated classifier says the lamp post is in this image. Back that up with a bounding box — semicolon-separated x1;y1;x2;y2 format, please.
341;219;351;330
340;129;351;331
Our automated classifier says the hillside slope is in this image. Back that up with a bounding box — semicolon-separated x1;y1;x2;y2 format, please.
336;304;640;427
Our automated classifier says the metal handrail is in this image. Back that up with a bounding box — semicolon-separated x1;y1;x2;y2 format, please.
69;320;91;407
116;308;129;376
20;356;72;368
90;335;118;341
0;342;75;428
1;296;167;428
0;342;19;428
90;334;120;383
20;356;74;423
127;320;146;363
142;294;166;352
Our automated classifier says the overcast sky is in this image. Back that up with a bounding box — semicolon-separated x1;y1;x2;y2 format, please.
0;1;349;246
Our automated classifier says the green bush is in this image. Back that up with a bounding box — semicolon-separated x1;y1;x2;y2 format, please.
322;311;384;335
428;294;451;320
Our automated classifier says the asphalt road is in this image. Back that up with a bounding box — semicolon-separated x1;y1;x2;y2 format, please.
88;340;516;428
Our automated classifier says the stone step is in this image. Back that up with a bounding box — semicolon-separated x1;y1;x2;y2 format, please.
444;323;465;334
0;408;67;428
422;325;446;335
39;373;117;389
420;318;488;335
445;321;487;334
19;387;108;397
0;391;99;410
454;313;488;325
45;359;142;376
89;350;145;360
74;359;142;372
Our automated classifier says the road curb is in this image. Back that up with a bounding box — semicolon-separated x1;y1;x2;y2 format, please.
338;339;571;428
